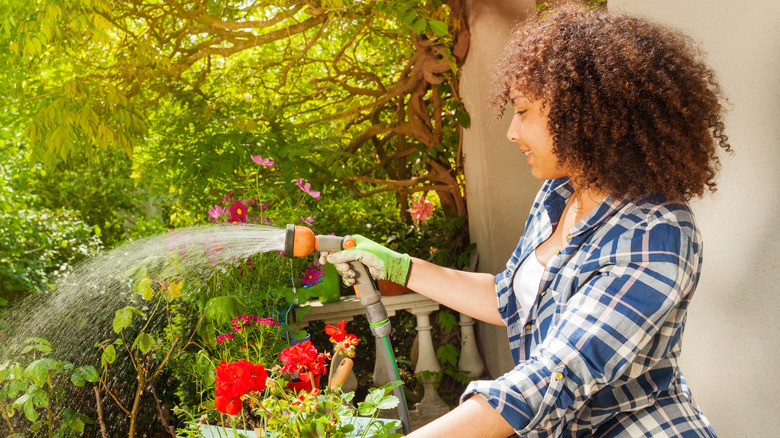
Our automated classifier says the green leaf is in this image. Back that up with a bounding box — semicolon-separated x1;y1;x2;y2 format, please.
101;345;116;366
427;19;449;36
112;307;133;333
203;295;245;325
31;389;49;408
134;332;155;354
137;277;154;300
375;394;399;410
12;393;30;408
81;365;99;383
113;305;145;333
357;401;377;416
62;416;85;434
23;360;50;387
24;399;39;422
71;369;86;387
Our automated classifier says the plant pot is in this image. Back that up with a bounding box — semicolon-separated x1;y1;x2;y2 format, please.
306;264;341;303
377;280;412;296
198;416;401;438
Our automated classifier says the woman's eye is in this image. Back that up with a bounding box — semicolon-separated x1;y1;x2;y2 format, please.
515;109;527;116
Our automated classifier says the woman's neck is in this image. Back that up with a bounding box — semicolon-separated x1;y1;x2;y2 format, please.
567;184;609;224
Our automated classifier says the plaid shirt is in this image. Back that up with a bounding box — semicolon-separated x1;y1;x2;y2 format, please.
462;178;716;437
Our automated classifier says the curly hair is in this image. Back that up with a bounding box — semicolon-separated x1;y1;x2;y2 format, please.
492;4;731;200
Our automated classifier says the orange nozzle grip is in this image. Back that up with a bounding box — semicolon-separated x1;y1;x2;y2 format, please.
343;238;355;249
291;226;316;258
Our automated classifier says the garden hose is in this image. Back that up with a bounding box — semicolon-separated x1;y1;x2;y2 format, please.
283;225;414;435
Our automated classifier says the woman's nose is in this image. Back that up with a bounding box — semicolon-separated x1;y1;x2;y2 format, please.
506;114;520;142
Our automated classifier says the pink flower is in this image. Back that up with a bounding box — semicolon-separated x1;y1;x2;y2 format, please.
208;204;228;223
221;192;234;204
229;200;247;223
301;263;324;286
296;179;321;200
251;155;274;167
217;333;235;345
407;197;434;222
300;216;314;225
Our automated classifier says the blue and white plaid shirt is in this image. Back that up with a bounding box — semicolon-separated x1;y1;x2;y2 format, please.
462;178;716;437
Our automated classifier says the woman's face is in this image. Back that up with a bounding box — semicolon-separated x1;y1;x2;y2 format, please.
506;97;568;181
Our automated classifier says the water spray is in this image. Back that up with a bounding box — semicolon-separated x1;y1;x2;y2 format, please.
283;225;414;435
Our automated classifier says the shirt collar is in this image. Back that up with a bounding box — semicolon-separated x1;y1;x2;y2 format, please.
542;178;628;237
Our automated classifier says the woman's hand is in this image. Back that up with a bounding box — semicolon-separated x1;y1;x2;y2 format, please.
321;234;411;286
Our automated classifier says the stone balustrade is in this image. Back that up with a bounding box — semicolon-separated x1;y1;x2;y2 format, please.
299;292;485;428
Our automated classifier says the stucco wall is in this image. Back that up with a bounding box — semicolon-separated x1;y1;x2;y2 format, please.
610;1;780;435
461;0;538;378
461;0;780;435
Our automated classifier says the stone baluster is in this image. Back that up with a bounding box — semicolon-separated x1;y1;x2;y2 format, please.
457;313;484;380
408;306;450;422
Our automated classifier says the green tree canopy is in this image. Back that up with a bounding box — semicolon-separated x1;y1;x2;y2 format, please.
3;0;471;223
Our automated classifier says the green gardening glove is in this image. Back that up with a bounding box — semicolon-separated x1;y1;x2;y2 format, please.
321;235;412;286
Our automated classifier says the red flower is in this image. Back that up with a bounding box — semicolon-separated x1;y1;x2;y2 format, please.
325;320;347;342
229;200;247;223
247;362;268;393
214;360;267;415
215;394;243;415
215;360;252;400
406;197;434;222
279;341;328;381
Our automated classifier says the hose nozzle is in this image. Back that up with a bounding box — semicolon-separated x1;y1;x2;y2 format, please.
282;224;353;258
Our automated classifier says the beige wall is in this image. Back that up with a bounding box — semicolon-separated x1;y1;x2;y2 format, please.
461;0;780;435
610;1;780;435
461;0;538;378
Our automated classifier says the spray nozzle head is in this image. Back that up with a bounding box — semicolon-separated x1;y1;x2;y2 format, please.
282;225;349;258
283;224;316;258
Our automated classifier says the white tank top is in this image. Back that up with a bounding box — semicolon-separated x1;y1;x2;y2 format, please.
513;250;546;318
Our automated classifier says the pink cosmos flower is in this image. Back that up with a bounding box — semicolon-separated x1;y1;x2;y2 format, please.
228;200;247;223
221;192;234;204
300;216;314;225
208;204;228;223
296;179;321;200
251;155;274;167
301;263;324;286
407;197;434;222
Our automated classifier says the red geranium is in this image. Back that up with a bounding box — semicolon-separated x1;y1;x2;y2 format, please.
214;394;243;415
324;320;347;343
214;360;267;415
279;341;329;382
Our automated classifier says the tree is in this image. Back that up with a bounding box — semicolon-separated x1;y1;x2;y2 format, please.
3;0;471;222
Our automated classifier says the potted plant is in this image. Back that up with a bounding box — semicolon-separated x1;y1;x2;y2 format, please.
176;320;404;438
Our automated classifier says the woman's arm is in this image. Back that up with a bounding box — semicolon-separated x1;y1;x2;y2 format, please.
406;257;505;326
406;395;515;438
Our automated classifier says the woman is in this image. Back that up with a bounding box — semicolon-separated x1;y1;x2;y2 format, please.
325;4;729;437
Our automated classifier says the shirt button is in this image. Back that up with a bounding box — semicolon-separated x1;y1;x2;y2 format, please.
567;234;572;241
555;372;564;380
555;249;561;255
524;324;532;331
540;291;547;297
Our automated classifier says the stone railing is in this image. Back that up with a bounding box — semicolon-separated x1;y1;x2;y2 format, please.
299;293;485;427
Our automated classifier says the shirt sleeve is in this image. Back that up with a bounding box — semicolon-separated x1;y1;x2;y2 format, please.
462;218;699;435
